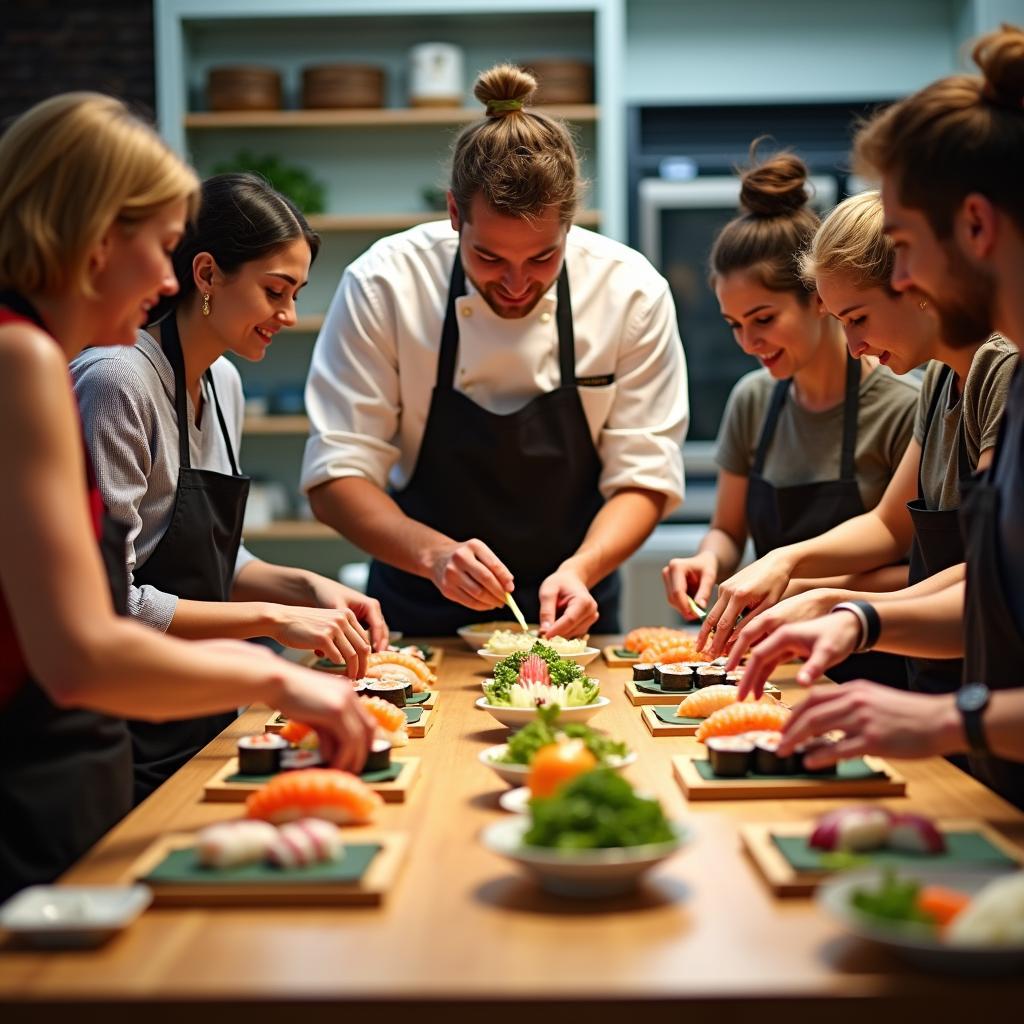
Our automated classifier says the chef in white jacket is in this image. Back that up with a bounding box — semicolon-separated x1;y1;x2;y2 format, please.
301;64;688;637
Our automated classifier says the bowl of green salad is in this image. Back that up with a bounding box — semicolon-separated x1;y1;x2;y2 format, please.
481;769;689;898
478;706;635;787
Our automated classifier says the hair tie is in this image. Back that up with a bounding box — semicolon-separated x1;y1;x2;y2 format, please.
486;98;525;116
980;79;1024;111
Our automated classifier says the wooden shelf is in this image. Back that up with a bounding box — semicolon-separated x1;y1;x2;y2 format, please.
307;209;601;232
184;105;599;130
243;415;310;435
244;519;336;541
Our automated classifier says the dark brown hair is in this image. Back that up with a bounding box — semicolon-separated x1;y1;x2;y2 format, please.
709;141;819;301
450;64;583;224
854;23;1024;237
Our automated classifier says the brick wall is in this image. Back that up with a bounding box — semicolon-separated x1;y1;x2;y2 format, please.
0;0;154;125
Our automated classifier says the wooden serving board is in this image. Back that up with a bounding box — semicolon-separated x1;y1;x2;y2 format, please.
406;707;433;738
602;645;639;667
672;754;907;801
266;691;439;735
740;819;1024;897
203;756;420;804
642;705;700;736
124;830;408;907
626;680;781;707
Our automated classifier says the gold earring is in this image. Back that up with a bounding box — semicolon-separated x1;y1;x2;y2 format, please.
202;292;211;317
919;300;928;310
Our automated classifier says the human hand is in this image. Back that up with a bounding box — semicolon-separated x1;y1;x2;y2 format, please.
266;604;371;679
661;550;717;621
306;577;389;653
726;588;843;669
696;552;796;656
428;538;513;611
732;609;862;700
538;566;599;638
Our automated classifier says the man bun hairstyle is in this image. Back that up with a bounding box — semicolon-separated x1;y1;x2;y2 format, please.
710;140;820;300
450;63;584;225
854;23;1024;237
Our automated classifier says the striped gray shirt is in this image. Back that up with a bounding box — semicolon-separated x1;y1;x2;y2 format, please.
71;331;254;630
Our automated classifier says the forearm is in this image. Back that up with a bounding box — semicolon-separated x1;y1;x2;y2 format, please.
697;528;744;581
786;563;910;599
167;597;280;641
231;558;318;606
561;488;665;587
931;690;1024;763
869;581;966;659
309;476;453;579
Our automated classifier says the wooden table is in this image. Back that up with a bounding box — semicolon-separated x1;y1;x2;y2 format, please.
2;640;1023;1023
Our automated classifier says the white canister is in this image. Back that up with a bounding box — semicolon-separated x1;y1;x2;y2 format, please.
408;42;464;107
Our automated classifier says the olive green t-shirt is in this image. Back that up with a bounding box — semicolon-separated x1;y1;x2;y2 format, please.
715;364;920;512
913;336;1017;511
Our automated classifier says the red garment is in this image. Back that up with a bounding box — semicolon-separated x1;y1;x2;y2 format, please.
0;307;104;706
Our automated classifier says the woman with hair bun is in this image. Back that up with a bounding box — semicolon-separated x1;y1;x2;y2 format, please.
663;147;919;686
303;64;688;637
72;172;388;802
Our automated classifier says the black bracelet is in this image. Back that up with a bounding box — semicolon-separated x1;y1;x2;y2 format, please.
831;600;882;652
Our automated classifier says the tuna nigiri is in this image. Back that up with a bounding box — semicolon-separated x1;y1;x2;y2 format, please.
695;701;791;742
360;694;409;747
246;768;382;825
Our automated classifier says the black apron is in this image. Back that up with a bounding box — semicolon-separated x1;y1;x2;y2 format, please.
960;402;1024;810
366;260;619;635
127;314;248;804
747;355;907;688
905;364;970;695
0;292;133;901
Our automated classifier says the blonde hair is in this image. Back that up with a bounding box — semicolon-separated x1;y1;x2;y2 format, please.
800;190;894;291
709;141;819;301
450;64;583;225
854;24;1024;236
0;92;199;297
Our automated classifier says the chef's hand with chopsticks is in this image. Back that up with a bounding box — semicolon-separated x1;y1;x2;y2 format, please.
697;550;796;657
539;564;599;639
305;577;390;654
662;551;717;621
729;610;862;700
429;538;513;611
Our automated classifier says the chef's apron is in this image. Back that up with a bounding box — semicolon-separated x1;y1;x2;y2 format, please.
127;313;247;804
747;355;907;688
0;293;133;901
366;259;619;635
960;405;1024;811
904;364;970;695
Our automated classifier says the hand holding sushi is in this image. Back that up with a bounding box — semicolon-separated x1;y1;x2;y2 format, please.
662;551;718;621
538;564;599;638
428;538;514;611
261;605;374;679
302;577;391;655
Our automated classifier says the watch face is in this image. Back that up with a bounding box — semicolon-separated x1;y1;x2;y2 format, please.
958;683;989;713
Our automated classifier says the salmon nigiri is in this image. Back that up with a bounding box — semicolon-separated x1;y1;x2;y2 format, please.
695;701;791;742
367;650;433;686
360;694;409;747
677;684;774;718
246;768;382;824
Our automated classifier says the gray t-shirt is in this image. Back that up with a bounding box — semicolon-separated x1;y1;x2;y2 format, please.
913;336;1017;511
71;331;255;630
716;363;920;512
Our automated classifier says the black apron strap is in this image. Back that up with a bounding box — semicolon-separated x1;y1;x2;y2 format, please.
555;264;574;389
436;258;465;391
839;353;861;480
204;370;241;477
751;379;791;476
917;363;953;502
161;314;193;471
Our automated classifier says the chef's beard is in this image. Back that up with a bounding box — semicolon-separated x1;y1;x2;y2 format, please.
929;242;999;349
464;269;553;320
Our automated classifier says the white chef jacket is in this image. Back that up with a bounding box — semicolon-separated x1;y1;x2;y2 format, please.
301;221;689;513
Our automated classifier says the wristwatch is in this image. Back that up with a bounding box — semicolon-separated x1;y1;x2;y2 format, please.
956;683;992;757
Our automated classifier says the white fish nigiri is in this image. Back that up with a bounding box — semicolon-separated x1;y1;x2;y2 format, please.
196;819;278;868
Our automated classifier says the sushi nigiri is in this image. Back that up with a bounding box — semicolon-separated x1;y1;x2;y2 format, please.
267;818;344;868
246;768;382;825
279;719;317;748
367;650;433;688
695;701;791;742
676;684;772;718
196;819;278;868
360;694;409;747
639;640;710;664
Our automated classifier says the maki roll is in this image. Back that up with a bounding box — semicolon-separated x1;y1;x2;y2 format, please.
795;737;839;775
632;662;656;683
362;737;392;774
352;680;368;696
657;663;693;691
280;748;322;771
725;671;744;685
366;679;407;708
706;735;754;777
752;732;798;775
238;733;288;775
695;665;727;688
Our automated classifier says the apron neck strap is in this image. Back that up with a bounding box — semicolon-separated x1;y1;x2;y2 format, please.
161;314;240;474
751;353;861;478
917;363;954;500
436;255;575;390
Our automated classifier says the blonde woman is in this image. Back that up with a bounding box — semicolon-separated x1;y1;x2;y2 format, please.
711;189;1015;701
0;93;372;898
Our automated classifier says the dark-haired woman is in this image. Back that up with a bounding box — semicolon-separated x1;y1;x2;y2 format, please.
72;173;388;802
661;149;919;685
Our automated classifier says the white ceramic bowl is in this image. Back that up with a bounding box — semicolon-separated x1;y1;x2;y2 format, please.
475;695;610;730
0;885;152;949
817;868;1024;976
457;622;540;651
481;816;689;898
478;743;637;788
476;646;601;668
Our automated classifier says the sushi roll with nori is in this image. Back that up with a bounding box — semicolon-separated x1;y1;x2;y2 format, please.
238;733;288;775
361;737;392;774
695;665;727;688
706;735;754;777
725;671;744;685
753;732;798;775
280;748;323;771
352;680;368;696
795;737;839;775
657;663;693;691
366;679;407;708
632;662;656;683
